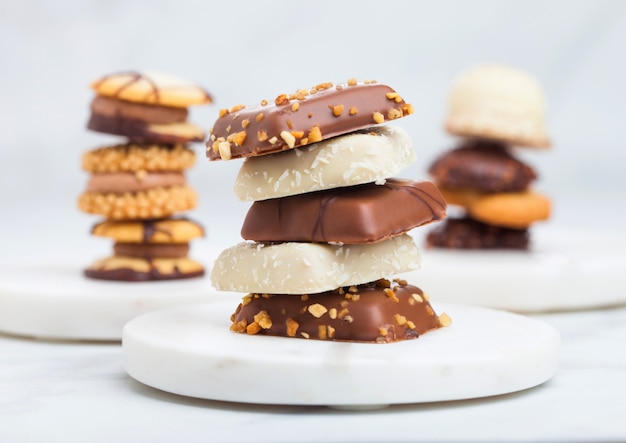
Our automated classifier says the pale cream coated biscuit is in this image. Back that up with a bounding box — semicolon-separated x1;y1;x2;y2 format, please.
445;64;551;148
91;70;213;108
91;218;205;243
233;125;416;201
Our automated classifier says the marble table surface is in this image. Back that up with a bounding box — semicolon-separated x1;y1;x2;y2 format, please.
2;303;626;443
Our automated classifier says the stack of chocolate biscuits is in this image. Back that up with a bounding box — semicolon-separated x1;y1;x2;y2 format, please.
426;64;551;249
207;79;451;343
78;71;212;281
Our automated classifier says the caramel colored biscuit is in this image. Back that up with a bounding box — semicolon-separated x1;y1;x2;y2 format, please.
211;234;421;295
91;71;213;108
82;144;195;174
428;140;537;193
233;125;416;201
230;279;448;343
87;114;205;144
91;218;204;243
440;187;550;229
84;256;204;281
445;64;551;148
241;179;446;244
78;185;197;220
426;217;529;249
207;79;413;160
90;95;188;125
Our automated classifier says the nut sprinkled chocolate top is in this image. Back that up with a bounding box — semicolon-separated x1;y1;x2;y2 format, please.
206;79;414;160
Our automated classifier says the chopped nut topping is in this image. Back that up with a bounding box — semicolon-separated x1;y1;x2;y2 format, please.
408;298;415;306
256;113;264;122
301;294;309;301
300;137;308;145
379;327;388;337
291;102;300;112
387;108;403;120
260;99;268;106
394;314;407;325
268;136;278;144
347;78;357;86
308;126;322;143
226;124;231;133
307;112;313;118
257;130;268;142
253;310;272;329
340;300;349;308
376;278;391;288
246;322;261;335
286;119;294;129
232;131;247;147
406;320;416;329
384;288;399;302
330;104;344;116
327;325;336;338
308;303;328;318
328;308;337;319
274;94;289;106
338;287;345;295
439;313;452;327
402;103;415;115
242;294;253;306
386;92;400;100
337;308;349;319
291;130;304;139
348;286;358;293
230;319;247;333
318;325;327;340
394;278;408;286
343;315;354;324
423;292;430;301
241;118;250;129
411;293;423;303
426;305;434;316
314;82;333;91
219;108;230;117
349;106;358;115
231;104;246;112
373;112;385;124
364;79;370;84
286;318;299;337
301;332;310;339
280;131;296;149
350;294;360;301
218;141;232;160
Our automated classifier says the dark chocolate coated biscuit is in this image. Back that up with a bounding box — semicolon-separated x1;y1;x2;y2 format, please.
428;140;537;193
88;113;204;144
207;80;414;160
230;279;448;343
426;217;529;249
241;179;447;244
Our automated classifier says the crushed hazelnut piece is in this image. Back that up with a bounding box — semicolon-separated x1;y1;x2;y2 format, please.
373;112;384;124
242;294;253;306
280;130;296;148
423;292;430;301
340;300;349;308
348;286;358;293
291;102;300;112
241;119;250;129
376;278;391;288
328;308;337;319
290;130;304;139
308;126;322;142
330;104;344;116
364;79;370;84
379;327;388;337
308;303;328;318
338;308;349;319
394;314;407;325
327;326;336;338
308;112;313;118
232;131;247;147
343;315;354;324
387;108;403;120
314;82;333;91
301;332;310;339
286;318;299;337
246;322;261;335
253;310;272;329
439;313;452;327
408;298;416;306
219;108;230;117
338;287;345;295
256;113;264;122
286;119;293;129
394;278;408;285
230;320;247;333
347;78;357;86
349;106;358;115
411;293;423;303
406;320;416;329
384;288;399;302
300;137;308;145
231;104;246;113
301;294;309;301
260;99;268;106
402;103;415;115
386;92;400;100
226;125;231;133
426;305;435;316
350;294;360;301
274;94;289;106
218;141;232;160
318;325;327;340
268;136;278;144
257;130;268;142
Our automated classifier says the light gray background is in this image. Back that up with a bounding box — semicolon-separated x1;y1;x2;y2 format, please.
1;0;625;260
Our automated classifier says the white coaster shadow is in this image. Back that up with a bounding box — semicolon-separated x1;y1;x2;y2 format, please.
0;262;231;341
123;301;560;408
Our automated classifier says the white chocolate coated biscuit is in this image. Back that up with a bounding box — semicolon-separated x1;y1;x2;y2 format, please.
233;125;416;201
210;234;421;294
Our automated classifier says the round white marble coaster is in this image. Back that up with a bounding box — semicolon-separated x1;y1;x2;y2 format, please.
123;301;560;407
406;227;626;313
0;262;230;341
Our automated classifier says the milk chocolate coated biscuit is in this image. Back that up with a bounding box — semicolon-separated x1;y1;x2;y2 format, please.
91;218;204;243
207;80;414;160
242;179;447;244
428;141;537;192
87;113;205;144
113;242;190;259
426;217;529;249
91;71;213;108
234;125;416;201
230;279;449;342
90;96;188;125
84;256;204;281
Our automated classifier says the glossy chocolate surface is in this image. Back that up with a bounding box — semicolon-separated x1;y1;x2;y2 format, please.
206;81;413;160
90;96;188;125
426;217;529;249
241;179;447;244
428;140;537;192
113;242;190;259
230;279;444;343
88;114;203;143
